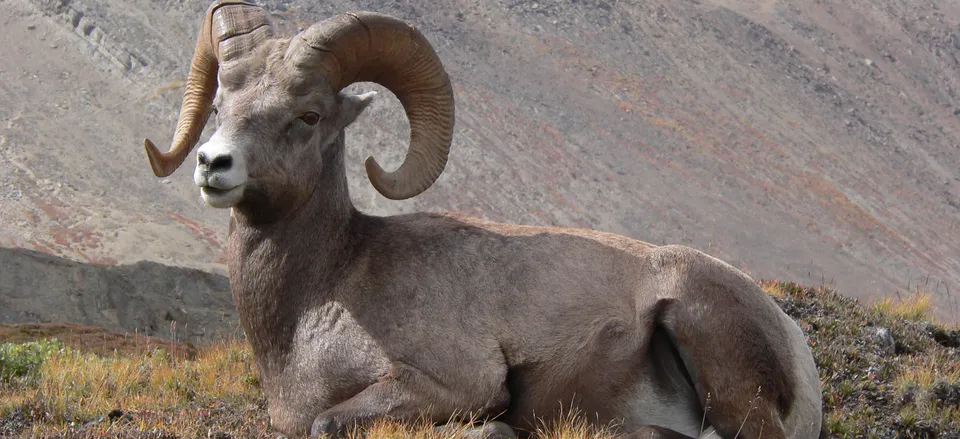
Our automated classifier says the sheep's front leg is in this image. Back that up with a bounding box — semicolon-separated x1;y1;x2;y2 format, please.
310;362;510;438
624;426;696;439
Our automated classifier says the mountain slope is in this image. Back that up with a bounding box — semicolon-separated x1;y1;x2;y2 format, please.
0;247;235;343
0;0;958;321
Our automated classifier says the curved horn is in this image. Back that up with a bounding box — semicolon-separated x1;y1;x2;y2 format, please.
143;0;273;178
288;12;455;200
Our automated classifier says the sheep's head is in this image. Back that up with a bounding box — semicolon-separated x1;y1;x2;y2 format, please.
143;0;455;209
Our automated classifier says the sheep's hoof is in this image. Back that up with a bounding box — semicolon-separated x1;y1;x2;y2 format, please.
310;415;347;439
624;425;697;439
433;421;518;439
473;421;518;439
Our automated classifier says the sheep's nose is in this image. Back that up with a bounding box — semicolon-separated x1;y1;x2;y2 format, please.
198;152;233;172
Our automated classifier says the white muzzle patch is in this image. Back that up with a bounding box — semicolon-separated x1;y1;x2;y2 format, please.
194;131;248;208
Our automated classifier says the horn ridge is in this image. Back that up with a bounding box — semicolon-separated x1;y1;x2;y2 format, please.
142;0;272;178
293;11;456;200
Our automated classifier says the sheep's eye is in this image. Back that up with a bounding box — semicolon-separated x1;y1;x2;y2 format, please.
300;112;321;126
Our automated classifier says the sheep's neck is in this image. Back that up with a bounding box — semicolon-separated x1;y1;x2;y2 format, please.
227;161;357;372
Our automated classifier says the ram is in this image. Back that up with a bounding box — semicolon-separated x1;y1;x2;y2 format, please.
143;2;824;438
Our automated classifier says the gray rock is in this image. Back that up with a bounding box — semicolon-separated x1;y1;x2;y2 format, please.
874;327;896;355
0;247;236;344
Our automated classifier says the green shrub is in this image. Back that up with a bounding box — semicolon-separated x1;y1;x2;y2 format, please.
0;338;64;385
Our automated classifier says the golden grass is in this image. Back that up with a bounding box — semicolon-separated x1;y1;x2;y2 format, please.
871;291;933;322
761;281;787;298
895;350;960;392
335;412;614;439
352;407;622;439
527;408;621;439
22;408;273;439
0;337;624;438
1;339;260;434
4;281;960;438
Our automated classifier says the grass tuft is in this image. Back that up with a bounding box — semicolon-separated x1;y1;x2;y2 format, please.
871;291;933;322
761;281;787;299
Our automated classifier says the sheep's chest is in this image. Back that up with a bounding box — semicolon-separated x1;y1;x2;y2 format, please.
263;301;390;435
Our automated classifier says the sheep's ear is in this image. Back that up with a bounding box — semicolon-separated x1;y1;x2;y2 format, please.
338;91;377;129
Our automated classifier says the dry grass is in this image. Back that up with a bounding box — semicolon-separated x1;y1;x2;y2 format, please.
760;281;788;299
3;282;960;438
760;280;960;438
32;342;258;422
1;337;268;438
896;350;960;391
0;334;621;439
334;408;619;439
870;291;934;322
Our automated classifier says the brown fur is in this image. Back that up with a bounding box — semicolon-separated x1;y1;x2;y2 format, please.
163;8;825;439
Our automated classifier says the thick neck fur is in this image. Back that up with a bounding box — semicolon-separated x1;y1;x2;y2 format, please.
226;138;358;373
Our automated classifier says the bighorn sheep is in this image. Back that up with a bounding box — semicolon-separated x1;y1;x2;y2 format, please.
143;2;825;438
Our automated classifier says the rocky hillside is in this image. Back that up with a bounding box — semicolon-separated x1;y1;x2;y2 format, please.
0;0;958;323
0;247;235;344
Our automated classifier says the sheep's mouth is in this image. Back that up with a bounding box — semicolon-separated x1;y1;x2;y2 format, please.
199;184;245;208
201;185;235;196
